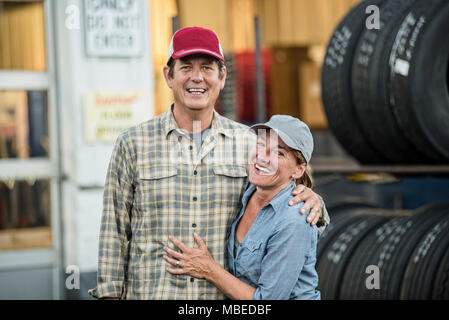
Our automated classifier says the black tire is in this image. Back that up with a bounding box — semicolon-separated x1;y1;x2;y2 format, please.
321;0;386;164
339;215;408;299
340;202;449;299
317;206;382;262
317;214;365;299
389;0;449;162
351;0;428;163
317;213;392;299
400;214;449;299
374;203;449;299
432;245;449;299
317;208;360;262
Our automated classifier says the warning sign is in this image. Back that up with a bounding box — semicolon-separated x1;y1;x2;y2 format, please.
84;91;150;143
83;0;143;57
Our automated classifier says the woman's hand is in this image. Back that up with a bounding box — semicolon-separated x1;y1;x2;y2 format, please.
165;233;257;300
164;232;217;280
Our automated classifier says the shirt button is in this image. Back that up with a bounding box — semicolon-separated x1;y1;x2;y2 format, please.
193;170;198;175
192;223;197;228
178;136;182;142
189;145;193;150
193;196;197;201
190;278;194;283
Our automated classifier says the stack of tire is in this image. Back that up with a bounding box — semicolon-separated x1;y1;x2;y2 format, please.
316;202;449;299
321;0;449;164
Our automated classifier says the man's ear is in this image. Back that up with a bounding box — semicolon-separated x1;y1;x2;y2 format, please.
292;163;306;180
220;66;227;90
163;65;173;88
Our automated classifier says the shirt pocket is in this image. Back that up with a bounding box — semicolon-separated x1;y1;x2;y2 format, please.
213;164;248;178
138;165;178;180
236;239;265;280
212;165;248;214
136;165;178;199
134;165;179;241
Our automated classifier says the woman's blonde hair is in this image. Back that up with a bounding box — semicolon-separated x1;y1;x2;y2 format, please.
292;150;313;188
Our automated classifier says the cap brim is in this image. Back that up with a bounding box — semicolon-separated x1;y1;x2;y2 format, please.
171;48;225;61
250;124;300;154
250;123;271;132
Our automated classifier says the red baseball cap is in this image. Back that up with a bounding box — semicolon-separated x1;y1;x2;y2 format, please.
167;27;225;62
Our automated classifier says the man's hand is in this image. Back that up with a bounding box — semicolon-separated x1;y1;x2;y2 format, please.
289;184;322;225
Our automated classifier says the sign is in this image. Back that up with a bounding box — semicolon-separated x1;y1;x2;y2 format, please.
84;91;150;143
84;0;143;57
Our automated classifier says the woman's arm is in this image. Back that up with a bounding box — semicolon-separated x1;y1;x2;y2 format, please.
164;233;256;300
252;216;313;299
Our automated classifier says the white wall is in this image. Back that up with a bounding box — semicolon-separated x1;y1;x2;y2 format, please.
54;0;154;273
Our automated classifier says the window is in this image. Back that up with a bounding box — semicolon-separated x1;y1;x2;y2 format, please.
0;1;56;252
0;179;51;250
0;90;48;159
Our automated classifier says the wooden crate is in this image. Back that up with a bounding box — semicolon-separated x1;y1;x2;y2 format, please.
298;60;328;129
176;0;232;52
255;0;360;46
270;47;307;118
270;46;328;129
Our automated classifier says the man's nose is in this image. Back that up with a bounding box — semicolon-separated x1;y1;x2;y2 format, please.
191;67;204;82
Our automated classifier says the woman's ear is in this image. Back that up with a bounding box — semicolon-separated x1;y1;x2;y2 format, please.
292;163;306;180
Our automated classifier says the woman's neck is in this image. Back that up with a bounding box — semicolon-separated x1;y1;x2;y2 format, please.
252;180;293;208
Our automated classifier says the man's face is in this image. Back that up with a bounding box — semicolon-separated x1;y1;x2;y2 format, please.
164;54;226;113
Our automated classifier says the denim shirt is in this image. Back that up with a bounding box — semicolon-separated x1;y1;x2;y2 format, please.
227;181;321;300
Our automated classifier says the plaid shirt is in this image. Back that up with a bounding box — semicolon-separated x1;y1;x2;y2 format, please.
89;107;329;300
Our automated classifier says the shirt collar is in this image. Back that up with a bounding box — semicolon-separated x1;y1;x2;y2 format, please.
162;104;233;138
161;104;179;137
241;181;296;214
268;181;296;214
211;110;234;138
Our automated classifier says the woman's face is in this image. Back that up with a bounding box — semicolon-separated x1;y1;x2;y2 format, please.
249;130;305;190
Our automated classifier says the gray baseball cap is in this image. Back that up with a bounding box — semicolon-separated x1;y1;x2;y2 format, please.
250;115;314;164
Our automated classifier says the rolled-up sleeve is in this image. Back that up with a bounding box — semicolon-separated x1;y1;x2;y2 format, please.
252;215;314;300
88;133;135;299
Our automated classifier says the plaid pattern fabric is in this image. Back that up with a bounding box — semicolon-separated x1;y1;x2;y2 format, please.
89;107;330;300
89;108;252;299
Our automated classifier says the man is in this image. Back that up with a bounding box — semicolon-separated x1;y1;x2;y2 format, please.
89;26;329;300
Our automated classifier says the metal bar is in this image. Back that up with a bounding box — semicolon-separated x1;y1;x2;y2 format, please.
172;15;179;35
254;15;266;123
0;71;50;90
45;0;63;300
310;157;449;174
0;158;55;180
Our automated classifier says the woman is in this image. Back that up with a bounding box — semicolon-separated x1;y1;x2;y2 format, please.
163;115;321;300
